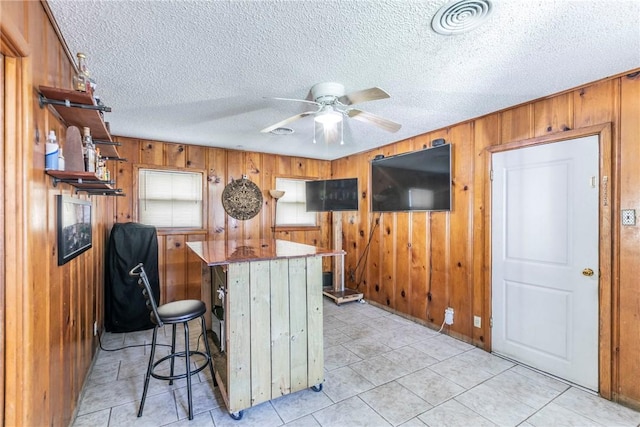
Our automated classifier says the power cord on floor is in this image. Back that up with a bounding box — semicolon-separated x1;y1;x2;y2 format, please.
97;329;172;352
97;328;207;354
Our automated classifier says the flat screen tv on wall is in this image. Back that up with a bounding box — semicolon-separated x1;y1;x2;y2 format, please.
305;178;359;212
371;144;452;212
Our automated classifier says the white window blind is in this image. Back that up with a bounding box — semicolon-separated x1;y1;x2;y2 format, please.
275;177;316;226
138;169;203;228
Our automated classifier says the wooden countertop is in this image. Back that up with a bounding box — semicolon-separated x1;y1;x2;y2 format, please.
186;239;344;266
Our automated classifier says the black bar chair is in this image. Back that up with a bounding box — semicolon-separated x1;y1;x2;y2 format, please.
129;262;217;420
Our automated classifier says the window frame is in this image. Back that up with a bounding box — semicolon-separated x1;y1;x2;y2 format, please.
134;164;207;235
273;176;319;231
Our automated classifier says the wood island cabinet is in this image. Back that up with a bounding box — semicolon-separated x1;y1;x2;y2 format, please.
187;239;344;418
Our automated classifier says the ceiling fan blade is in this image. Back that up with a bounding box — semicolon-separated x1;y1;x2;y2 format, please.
346;109;401;133
260;111;316;133
267;97;320;107
339;87;390;105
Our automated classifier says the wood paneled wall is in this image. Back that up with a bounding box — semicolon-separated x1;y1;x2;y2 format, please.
2;3;330;424
332;70;640;409
112;137;332;303
2;2;115;425
3;1;640;424
617;72;640;409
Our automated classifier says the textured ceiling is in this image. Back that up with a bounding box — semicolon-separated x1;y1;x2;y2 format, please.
46;0;640;160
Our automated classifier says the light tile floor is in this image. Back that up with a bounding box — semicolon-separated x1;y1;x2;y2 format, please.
72;299;640;427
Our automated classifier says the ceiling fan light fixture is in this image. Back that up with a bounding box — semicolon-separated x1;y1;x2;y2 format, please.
314;110;342;125
263;81;400;145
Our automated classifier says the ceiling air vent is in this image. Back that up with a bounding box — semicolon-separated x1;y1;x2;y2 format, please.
432;0;492;35
269;127;294;135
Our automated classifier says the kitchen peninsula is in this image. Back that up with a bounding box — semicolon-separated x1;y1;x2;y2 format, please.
186;239;344;419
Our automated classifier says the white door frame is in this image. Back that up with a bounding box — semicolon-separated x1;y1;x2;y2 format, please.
485;123;614;399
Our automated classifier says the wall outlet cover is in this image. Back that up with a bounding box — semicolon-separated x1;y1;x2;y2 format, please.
444;307;454;325
473;316;482;328
622;209;636;226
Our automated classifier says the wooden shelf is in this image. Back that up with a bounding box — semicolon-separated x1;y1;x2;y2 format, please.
45;170;124;196
38;86;121;159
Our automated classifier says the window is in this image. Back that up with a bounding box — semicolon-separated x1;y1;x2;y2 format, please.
274;177;316;227
138;168;203;228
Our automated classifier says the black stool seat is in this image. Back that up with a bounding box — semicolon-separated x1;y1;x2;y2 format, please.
155;300;206;324
129;263;216;420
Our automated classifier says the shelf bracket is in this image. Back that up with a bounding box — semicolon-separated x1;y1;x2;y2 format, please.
52;177;115;186
102;156;127;162
38;93;112;112
93;139;121;146
76;188;125;196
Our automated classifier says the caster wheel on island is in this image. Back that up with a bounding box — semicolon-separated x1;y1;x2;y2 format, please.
230;410;244;420
311;383;323;392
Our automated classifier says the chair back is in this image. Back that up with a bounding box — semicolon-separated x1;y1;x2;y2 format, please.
129;263;163;327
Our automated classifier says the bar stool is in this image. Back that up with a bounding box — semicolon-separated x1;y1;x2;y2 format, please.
129;262;217;420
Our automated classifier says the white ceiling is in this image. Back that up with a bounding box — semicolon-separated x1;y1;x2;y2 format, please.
46;0;640;161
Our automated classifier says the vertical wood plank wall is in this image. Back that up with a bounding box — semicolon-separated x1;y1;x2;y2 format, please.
3;2;640;425
617;73;640;408
112;137;332;304
2;2;114;426
332;70;640;409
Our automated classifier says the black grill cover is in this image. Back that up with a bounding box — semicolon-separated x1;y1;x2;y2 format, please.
105;222;160;332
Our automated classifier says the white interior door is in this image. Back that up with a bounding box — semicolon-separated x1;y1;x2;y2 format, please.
491;136;599;391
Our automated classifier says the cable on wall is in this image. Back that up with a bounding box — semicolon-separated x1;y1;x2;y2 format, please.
351;212;381;290
426;212;434;323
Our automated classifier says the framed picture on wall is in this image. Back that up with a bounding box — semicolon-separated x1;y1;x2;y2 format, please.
57;195;92;265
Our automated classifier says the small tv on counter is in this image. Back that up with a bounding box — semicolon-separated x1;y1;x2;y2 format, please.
306;178;358;212
371;144;452;212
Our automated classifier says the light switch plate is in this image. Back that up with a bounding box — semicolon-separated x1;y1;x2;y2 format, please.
622;209;636;226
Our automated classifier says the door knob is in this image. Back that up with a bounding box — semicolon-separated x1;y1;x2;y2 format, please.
582;268;594;277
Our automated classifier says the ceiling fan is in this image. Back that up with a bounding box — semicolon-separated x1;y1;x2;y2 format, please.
260;82;402;136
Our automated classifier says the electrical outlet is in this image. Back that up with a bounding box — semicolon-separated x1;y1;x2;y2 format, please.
444;307;454;325
473;316;482;328
93;321;98;336
622;209;636;226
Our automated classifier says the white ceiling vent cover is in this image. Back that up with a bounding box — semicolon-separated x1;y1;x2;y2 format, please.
269;127;294;135
432;0;492;35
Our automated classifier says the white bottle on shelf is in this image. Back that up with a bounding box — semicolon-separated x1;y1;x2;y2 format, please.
57;148;65;171
45;130;59;170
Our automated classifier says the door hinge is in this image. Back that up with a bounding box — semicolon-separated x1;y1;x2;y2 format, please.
489;169;494;181
490;317;493;328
